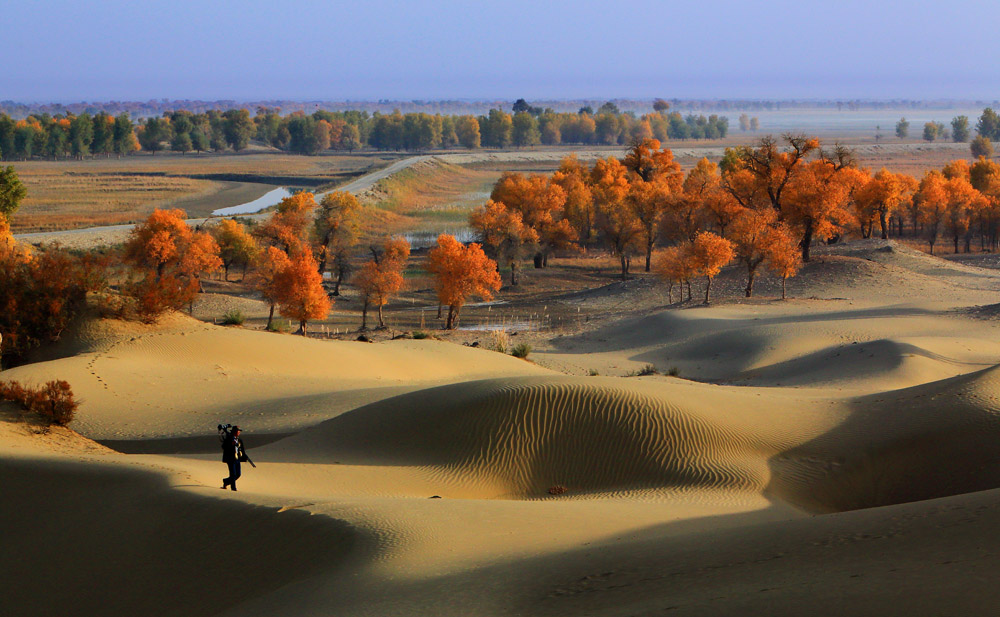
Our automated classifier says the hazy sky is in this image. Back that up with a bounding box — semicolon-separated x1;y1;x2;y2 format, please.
4;0;998;102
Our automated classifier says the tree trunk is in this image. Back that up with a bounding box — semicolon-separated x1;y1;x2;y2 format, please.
686;280;692;301
296;320;307;336
782;276;787;299
620;253;628;280
704;276;712;304
332;267;344;296
954;235;959;254
745;260;760;298
879;208;889;240
266;304;275;330
437;302;442;319
510;260;518;286
223;264;230;282
801;220;814;262
645;241;653;272
377;303;385;328
533;252;544;268
446;305;457;329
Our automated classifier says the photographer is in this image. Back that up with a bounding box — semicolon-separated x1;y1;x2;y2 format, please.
221;425;248;491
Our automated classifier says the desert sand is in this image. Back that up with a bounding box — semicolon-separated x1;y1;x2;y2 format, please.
4;239;1000;616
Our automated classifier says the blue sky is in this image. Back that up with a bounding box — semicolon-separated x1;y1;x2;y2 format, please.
4;0;997;101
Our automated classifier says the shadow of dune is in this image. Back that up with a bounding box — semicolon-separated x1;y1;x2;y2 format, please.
766;365;1000;512
0;457;369;617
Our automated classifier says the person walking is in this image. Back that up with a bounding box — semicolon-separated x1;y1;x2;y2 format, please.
221;425;246;491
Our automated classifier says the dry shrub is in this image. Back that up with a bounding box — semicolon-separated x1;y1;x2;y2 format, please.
0;379;77;426
0;245;108;367
548;485;568;496
488;329;510;354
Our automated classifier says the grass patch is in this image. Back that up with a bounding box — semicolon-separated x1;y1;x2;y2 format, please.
412;330;430;339
625;364;658;377
220;309;245;326
511;343;532;359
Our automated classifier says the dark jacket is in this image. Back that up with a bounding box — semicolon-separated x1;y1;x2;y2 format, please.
222;434;245;463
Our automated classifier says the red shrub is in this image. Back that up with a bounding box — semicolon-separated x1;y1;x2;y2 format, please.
0;379;77;426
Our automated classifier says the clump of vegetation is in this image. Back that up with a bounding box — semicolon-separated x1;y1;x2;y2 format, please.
588;369;600;376
548;485;568;496
511;343;532;359
221;310;245;326
412;330;430;340
667;366;680;377
0;380;78;426
625;364;659;377
488;329;510;354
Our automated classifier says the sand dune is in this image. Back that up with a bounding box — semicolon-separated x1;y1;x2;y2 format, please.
7;238;1000;615
2;313;551;441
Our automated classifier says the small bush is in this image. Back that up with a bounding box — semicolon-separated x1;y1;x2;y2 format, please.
221;309;245;326
638;364;658;376
667;366;680;377
0;379;77;426
488;329;510;354
548;485;568;496
588;369;600;376
412;330;430;340
511;343;532;359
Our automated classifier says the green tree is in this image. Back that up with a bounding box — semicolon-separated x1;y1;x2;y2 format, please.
923;122;938;142
139;117;168;154
951;116;970;142
223;109;254;151
91;112;114;157
191;129;210;153
479;109;512;148
171;131;192;154
978;108;1000;141
112;113;135;157
0;165;27;218
895;117;909;139
68;113;93;158
511;112;540;148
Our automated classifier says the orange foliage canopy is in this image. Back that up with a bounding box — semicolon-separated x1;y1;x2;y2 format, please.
273;250;330;335
426;234;501;329
123;209;221;320
255;192;316;255
469;200;539;286
690;231;734;303
354;237;411;329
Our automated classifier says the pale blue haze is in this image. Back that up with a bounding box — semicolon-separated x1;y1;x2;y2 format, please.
3;0;998;101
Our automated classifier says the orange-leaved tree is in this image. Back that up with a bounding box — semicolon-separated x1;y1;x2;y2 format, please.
490;172;574;267
314;190;361;295
273;250;331;336
212;218;258;281
469;200;539;286
729;207;778;298
123;208;221;320
654;244;697;303
249;246;292;331
916;171;949;254
764;224;802;299
354;236;410;330
255;192;316;255
551;156;595;247
943;175;987;253
782;160;853;261
591;157;641;278
689;231;734;304
426;234;501;329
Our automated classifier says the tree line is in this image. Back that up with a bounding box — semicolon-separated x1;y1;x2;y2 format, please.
0;101;733;160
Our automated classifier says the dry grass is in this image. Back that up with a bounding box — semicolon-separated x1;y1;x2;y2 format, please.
362;161;498;231
9;153;388;233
